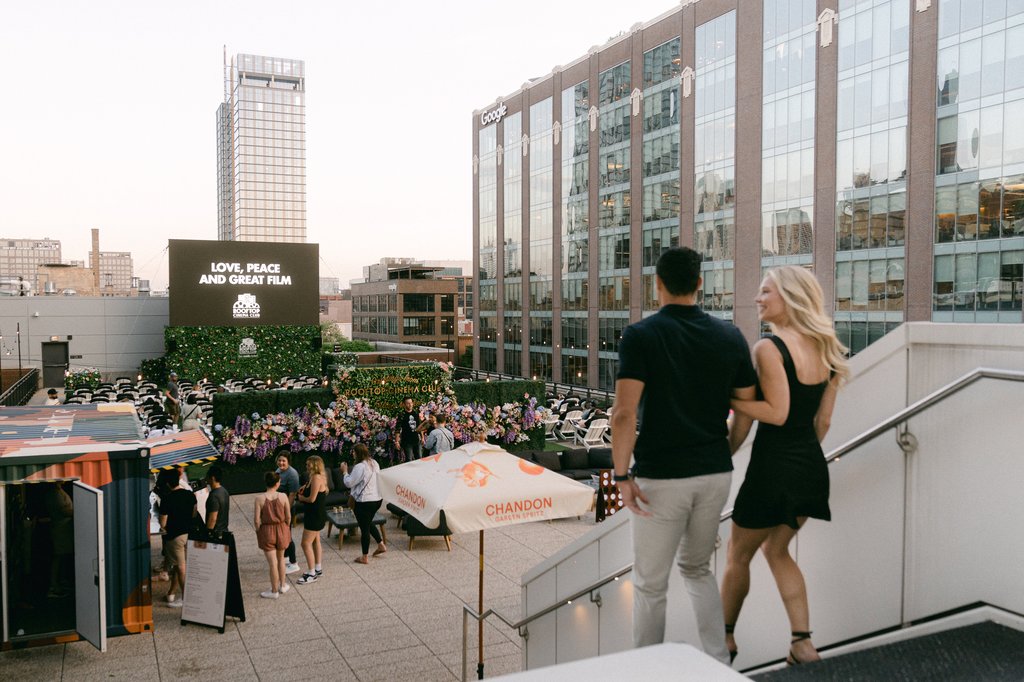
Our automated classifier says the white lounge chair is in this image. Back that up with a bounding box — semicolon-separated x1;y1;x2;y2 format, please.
554;410;583;440
578;420;610;450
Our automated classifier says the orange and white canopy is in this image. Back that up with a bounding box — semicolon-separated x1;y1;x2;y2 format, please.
378;441;594;534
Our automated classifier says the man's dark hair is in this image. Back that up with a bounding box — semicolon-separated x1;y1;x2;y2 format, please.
402;396;414;403
435;413;447;424
207;465;223;483
655;247;702;296
274;446;290;460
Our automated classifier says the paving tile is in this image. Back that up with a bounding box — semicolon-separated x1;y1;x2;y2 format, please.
0;643;64;677
240;619;328;648
76;664;162;681
436;638;522;671
343;642;435;671
370;575;445;599
330;623;418;656
418;622;514;657
317;612;405;637
249;635;341;673
260;658;358;682
65;632;156;661
165;651;257;678
354;655;457;682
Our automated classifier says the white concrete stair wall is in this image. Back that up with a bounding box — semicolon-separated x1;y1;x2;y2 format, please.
518;323;1024;671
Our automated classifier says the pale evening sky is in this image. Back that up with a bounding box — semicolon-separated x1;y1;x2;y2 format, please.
1;0;677;291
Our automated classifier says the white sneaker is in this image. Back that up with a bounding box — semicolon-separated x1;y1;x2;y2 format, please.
280;582;291;594
284;562;301;575
260;590;279;599
166;595;183;608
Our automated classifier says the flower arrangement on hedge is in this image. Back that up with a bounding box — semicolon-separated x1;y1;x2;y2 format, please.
218;399;395;464
216;390;547;465
65;367;102;391
418;392;546;446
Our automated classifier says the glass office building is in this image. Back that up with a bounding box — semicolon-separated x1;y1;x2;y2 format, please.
217;53;306;243
473;0;1024;388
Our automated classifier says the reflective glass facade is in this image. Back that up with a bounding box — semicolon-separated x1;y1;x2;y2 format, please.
477;125;498;371
834;0;909;353
561;81;590;383
473;1;1024;387
641;38;681;322
762;0;816;272
530;99;555;381
694;12;737;318
591;62;631;385
503;113;524;376
217;53;306;243
933;0;1024;322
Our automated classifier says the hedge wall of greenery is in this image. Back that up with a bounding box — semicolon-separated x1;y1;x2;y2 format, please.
164;325;320;383
332;340;373;352
452;380;545;407
211;387;334;430
321;351;359;375
140;357;167;385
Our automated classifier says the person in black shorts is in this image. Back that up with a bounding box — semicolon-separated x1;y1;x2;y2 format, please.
720;266;849;666
296;455;328;585
157;468;197;607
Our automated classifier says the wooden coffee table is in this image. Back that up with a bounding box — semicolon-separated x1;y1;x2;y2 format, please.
325;507;388;549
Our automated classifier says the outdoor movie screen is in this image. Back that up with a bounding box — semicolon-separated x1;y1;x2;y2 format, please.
168;239;319;326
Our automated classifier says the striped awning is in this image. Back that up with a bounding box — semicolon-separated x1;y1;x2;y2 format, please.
147;430;219;472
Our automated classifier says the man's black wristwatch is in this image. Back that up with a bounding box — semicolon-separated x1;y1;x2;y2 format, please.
613;472;632;483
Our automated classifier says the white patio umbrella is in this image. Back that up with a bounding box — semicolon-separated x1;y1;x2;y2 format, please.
379;440;594;679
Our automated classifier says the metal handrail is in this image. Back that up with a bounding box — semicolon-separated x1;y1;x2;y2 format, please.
822;367;1024;465
459;366;1024;679
461;564;633;681
0;368;39;407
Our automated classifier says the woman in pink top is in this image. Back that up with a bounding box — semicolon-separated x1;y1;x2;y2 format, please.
254;471;291;599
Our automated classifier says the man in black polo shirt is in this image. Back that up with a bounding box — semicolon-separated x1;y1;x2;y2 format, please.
394;396;425;461
611;247;756;664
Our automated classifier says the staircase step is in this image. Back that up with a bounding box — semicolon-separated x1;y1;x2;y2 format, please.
754;621;1024;681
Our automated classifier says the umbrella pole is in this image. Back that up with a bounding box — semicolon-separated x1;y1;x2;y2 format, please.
478;529;484;680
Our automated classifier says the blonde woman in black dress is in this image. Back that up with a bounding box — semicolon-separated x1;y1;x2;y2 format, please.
721;266;849;666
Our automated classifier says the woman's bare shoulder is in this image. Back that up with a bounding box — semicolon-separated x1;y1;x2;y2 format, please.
752;337;782;362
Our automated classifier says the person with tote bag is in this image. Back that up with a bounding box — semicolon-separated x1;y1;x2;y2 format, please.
341;444;387;564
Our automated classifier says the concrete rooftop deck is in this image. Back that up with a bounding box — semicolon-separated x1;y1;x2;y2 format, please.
0;492;597;681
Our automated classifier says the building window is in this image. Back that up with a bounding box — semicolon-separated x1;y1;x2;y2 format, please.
561;317;588;351
562;353;588;385
403;317;435;336
644;38;681;89
403;294;435;313
530;352;552;381
529;317;553;348
599;61;631;106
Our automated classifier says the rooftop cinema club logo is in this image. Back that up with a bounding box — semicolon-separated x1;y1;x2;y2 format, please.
238;337;257;357
232;293;261;319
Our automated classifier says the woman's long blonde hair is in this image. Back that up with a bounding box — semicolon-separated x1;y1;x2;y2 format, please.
306;454;324;477
765;266;851;385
